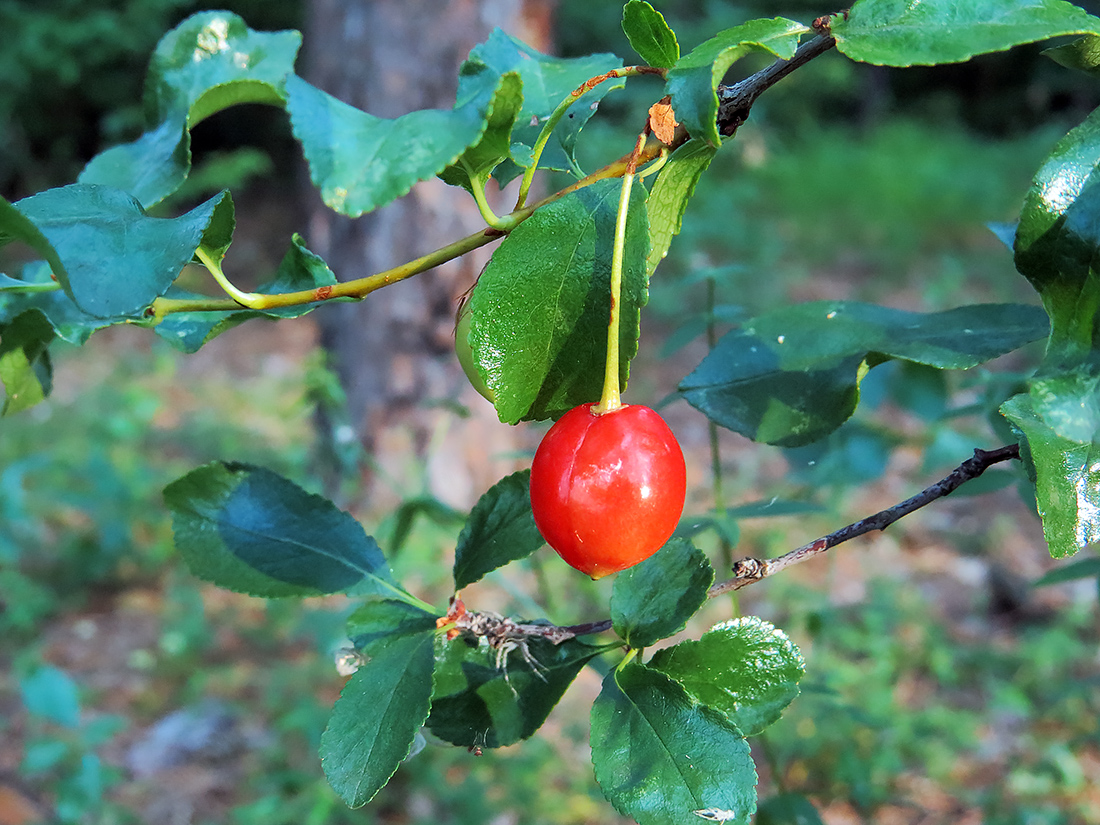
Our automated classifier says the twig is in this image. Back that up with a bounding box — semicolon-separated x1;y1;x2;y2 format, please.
708;444;1022;597
715;26;839;137
451;443;1022;648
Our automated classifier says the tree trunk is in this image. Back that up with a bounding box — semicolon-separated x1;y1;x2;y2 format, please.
301;0;554;509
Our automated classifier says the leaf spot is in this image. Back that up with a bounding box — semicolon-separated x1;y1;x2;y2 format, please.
693;808;739;822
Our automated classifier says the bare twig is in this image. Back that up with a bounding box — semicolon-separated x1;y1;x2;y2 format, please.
708;444;1022;598
716;26;839;137
437;444;1023;652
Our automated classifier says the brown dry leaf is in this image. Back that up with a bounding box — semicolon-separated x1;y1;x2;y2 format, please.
648;97;679;145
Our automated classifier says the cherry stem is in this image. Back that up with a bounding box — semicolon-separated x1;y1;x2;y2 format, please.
592;130;647;416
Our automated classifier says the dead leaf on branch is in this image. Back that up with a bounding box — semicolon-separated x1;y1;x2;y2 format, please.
648;97;679;145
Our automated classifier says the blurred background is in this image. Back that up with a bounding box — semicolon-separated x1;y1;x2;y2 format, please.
2;1;1100;823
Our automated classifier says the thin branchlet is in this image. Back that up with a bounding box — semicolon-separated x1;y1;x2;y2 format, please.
417;444;1022;651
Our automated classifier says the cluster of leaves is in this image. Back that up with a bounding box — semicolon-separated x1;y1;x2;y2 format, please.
3;0;1100;822
163;462;804;821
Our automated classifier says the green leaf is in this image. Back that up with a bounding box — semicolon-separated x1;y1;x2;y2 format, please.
666;18;808;146
591;663;757;825
320;630;434;808
648;617;805;736
0;263;117;346
646;140;717;277
833;0;1100;66
467;30;623;185
469;178;649;423
622;1;680;69
79;118;192;209
13;185;228;319
428;632;606;748
145;10;302;127
387;496;466;555
346;599;440;647
81;12;300;207
453;470;545;589
756;793;825;825
155;233;339;352
163;461;398;597
1014;106;1100;365
20;665;81;728
1002;376;1100;558
438;72;524;192
679;301;1050;446
1045;34;1100;75
0;310;54;415
288;66;509;218
0;195;69;290
610;538;713;648
1034;554;1100;585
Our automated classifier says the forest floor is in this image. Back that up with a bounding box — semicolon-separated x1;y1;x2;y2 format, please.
3;166;1099;825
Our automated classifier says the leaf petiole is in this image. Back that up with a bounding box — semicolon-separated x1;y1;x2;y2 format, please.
515;65;666;210
194;246;262;308
465;165;515;231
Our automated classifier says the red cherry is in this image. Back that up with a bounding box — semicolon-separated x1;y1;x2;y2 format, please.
529;403;687;579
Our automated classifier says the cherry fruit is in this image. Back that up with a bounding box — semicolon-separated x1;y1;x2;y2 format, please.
530;403;686;579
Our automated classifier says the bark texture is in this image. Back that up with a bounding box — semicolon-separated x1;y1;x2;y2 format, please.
302;0;554;508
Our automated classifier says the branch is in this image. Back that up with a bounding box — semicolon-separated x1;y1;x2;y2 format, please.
150;141;665;320
475;443;1022;647
708;444;1022;597
716;27;839;137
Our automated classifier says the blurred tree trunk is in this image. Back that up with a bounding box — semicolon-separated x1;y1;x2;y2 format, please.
301;0;554;509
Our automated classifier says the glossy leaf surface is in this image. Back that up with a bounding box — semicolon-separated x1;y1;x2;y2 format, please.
833;0;1100;66
14;185;226;318
1015;106;1100;364
666;18;807;146
649;617;805;736
1002;377;1100;558
321;630;434;807
468;179;649;423
591;663;757;825
610;538;712;648
1045;34;1100;74
680;301;1049;446
645;140;717;277
428;633;606;748
164;461;397;597
453;470;545;589
622;1;680;69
